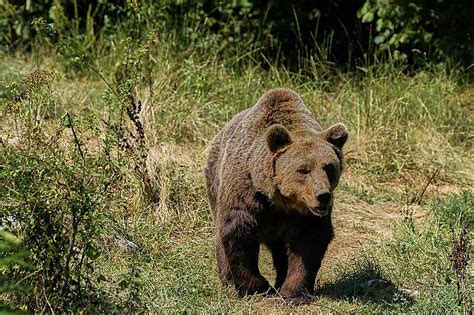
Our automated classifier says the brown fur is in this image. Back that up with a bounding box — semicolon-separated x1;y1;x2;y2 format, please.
204;88;348;301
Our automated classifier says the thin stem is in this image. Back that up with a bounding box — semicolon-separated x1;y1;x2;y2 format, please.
58;39;121;102
66;112;85;167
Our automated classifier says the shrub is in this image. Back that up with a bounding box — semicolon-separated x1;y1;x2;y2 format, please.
359;0;474;65
0;231;32;314
0;68;122;312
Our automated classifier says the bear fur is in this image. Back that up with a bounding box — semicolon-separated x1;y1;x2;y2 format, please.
204;88;348;300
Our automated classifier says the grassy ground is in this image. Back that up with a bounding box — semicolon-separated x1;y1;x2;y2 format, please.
1;40;473;313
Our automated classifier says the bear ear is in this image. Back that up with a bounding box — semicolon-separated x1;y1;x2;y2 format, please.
323;123;348;149
266;124;293;153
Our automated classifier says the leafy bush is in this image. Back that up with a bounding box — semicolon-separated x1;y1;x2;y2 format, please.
0;68;122;312
0;231;32;314
359;0;474;64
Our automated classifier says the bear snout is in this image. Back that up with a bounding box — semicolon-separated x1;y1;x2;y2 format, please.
316;190;331;207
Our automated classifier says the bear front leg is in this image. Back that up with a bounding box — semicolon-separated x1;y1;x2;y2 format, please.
220;213;270;297
279;238;329;302
267;239;288;289
216;239;232;285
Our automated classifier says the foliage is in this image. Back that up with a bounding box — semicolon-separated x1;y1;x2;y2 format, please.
432;190;474;230
0;0;129;49
4;1;473;66
0;231;32;314
0;0;368;67
358;0;474;64
0;71;117;311
162;0;371;66
0;7;164;310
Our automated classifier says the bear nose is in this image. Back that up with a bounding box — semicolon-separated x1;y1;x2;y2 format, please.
316;190;331;206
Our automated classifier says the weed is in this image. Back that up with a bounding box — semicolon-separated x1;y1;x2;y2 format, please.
450;226;471;314
433;190;474;230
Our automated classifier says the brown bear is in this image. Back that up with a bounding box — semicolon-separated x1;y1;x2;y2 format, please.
204;88;348;301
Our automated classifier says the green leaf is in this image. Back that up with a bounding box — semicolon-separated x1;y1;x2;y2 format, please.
362;11;374;23
0;231;21;246
374;35;386;45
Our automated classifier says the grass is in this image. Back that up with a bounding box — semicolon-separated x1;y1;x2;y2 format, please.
0;29;473;313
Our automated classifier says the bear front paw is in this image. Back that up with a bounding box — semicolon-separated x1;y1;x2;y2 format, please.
279;287;314;304
236;276;272;297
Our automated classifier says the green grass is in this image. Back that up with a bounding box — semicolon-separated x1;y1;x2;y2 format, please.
432;190;474;230
1;29;473;313
92;190;473;313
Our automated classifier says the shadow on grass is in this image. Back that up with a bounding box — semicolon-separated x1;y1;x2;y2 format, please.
318;260;414;308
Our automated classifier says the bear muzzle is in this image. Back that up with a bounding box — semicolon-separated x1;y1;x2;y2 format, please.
307;190;332;216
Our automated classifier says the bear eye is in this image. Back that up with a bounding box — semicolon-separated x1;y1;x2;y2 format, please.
297;167;311;175
323;164;336;176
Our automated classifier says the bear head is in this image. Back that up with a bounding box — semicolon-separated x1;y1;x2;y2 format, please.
266;123;348;216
